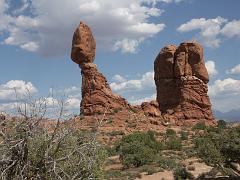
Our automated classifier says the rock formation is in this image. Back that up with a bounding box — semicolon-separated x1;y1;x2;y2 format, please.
141;100;161;117
154;42;214;123
71;22;130;115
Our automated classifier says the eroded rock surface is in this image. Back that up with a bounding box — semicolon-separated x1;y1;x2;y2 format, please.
71;22;96;66
71;22;129;115
154;42;214;123
141;100;161;117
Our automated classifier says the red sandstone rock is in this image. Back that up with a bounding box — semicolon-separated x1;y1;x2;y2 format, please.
175;42;209;83
154;41;214;123
141;100;161;117
71;22;130;115
154;45;177;79
71;22;96;66
80;63;130;115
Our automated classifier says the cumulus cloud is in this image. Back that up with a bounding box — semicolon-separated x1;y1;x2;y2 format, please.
114;39;140;53
130;93;156;105
0;80;38;101
110;71;154;93
208;78;240;112
66;98;81;110
0;81;80;116
0;102;17;112
221;20;240;38
209;78;240;97
0;0;182;55
110;71;155;105
205;60;218;77
142;0;185;4
177;17;240;48
227;64;240;75
112;74;127;83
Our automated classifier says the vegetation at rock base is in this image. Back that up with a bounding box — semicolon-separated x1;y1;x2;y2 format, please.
192;122;207;130
194;125;240;165
116;131;162;168
1;94;240;179
0;96;106;179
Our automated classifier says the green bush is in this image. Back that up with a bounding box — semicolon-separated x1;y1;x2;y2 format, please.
194;126;240;165
180;131;188;140
105;146;118;157
166;129;176;137
192;122;206;130
194;137;223;165
221;127;240;162
217;119;227;129
116;131;162;168
173;167;193;180
157;156;178;170
165;136;182;150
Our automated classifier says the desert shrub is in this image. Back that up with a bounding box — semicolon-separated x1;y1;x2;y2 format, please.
173;167;193;180
116;131;162;168
141;166;158;175
192;122;206;130
217;119;227;129
194;126;240;165
105;146;118;157
157;156;178;170
221;127;240;162
105;169;141;180
0;94;106;179
166;129;176;137
0;119;106;179
194;137;223;165
180;131;188;140
108;130;124;136
165;136;182;150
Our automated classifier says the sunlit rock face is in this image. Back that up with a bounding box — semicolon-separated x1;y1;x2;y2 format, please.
71;22;130;115
154;42;214;124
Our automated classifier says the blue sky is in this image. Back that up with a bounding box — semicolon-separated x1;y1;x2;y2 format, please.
0;0;240;115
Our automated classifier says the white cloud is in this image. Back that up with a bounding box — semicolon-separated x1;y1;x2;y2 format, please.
0;0;6;13
114;39;140;53
0;102;17;112
221;20;240;38
0;0;176;55
177;17;240;48
130;93;156;105
209;78;240;97
228;64;240;75
177;16;227;48
20;42;39;52
142;0;185;4
205;60;218;77
110;71;154;93
12;0;30;15
0;80;38;100
66;98;81;110
208;78;240;112
112;74;127;83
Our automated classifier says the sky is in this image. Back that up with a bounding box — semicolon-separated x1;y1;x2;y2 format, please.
0;0;240;116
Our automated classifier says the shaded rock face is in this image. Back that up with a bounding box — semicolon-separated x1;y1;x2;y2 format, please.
154;42;214;122
71;22;129;115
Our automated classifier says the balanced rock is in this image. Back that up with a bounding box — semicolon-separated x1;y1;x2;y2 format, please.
71;22;130;115
154;42;214;123
71;21;96;66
